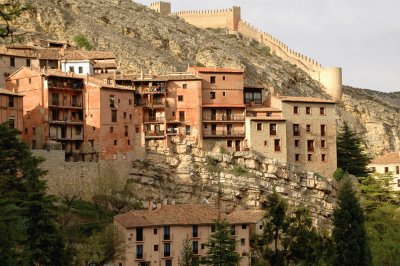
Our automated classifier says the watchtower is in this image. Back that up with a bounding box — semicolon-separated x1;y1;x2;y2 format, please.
149;2;171;15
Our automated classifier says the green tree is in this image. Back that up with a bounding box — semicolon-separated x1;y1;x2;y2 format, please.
201;219;240;266
337;122;372;177
333;176;371;266
0;123;70;265
178;235;195;266
73;33;93;50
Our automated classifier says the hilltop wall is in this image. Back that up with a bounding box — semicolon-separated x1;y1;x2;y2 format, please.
150;2;343;101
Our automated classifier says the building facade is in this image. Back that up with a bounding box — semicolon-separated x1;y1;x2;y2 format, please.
114;204;264;266
0;88;23;131
369;152;400;191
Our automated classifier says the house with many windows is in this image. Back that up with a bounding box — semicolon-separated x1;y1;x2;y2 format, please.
114;204;264;266
0;88;23;131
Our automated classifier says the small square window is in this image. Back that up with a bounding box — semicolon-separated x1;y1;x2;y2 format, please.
306;125;311;132
295;139;300;147
295;154;300;161
223;92;226;96
321;154;326;161
306;107;311;115
241;224;247;229
320;107;326;115
69;66;74;72
257;123;262;131
241;238;245;246
114;140;117;146
10;57;15;67
124;112;127;119
210;92;216;99
222;76;226;80
154;245;158;251
227;140;232;147
26;58;31;67
294;106;299;114
182;83;187;89
308;154;313;161
154;228;157;234
321;140;326;148
264;141;267;146
128;139;131;145
78;66;83;74
178;95;184;101
135;126;140;133
129;99;132;105
28;78;31;84
210;76;216;84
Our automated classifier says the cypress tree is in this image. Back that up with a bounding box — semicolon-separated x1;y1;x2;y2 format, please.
201;219;240;266
337;122;372;177
333;176;371;266
178;235;195;266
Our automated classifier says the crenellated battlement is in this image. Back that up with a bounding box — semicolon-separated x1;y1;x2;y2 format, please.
148;2;342;100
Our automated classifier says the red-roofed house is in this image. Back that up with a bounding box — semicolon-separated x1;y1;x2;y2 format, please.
369;152;400;191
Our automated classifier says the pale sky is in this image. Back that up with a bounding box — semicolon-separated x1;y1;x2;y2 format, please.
136;0;399;93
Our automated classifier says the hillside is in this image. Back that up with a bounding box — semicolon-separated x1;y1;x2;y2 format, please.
11;0;400;156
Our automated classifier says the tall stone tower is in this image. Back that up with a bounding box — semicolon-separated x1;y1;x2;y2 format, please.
149;2;171;15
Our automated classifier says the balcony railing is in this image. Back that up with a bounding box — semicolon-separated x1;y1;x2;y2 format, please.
144;130;165;138
166;128;178;135
202;115;245;122
203;130;245;138
139;86;166;94
144;117;165;123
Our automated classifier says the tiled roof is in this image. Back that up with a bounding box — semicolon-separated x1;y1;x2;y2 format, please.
115;205;219;228
371;152;400;164
189;67;244;73
93;73;201;82
202;104;245;108
226;210;265;224
87;76;133;91
248;117;286;121
0;88;23;96
93;62;117;69
278;96;336;104
115;205;265;228
61;50;115;60
0;46;36;58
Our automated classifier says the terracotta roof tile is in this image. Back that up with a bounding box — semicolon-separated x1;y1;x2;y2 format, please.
114;205;265;228
279;96;336;104
0;46;36;58
0;88;23;96
189;67;244;73
371;152;400;164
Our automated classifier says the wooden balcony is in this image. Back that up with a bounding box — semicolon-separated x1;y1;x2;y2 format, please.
144;117;165;123
202;115;245;122
144;130;165;139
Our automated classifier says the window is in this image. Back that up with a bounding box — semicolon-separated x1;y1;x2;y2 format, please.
109;95;116;108
385;167;389;173
321;140;326;148
24;128;28;134
78;66;83;74
165;260;172;266
308;154;313;161
244;89;262;104
211;224;216;233
182;83;187;89
111;110;117;122
398;179;400;187
26;59;31;67
231;225;236;235
178;95;184;101
129;99;132;105
75;126;82;135
123;112;127;119
306;124;311;132
274;139;281;151
259;225;263;230
69;66;74;72
210;76;216;84
136;227;143;241
320;107;326;115
136;245;143;259
32;140;36;149
264;141;267;146
295;139;300;147
227;140;232;147
293;124;300;136
322;154;326;162
370;167;376;172
110;126;114;133
163;226;170;240
130;114;132;120
185;125;191;135
125;126;128;136
307;140;314;152
114;140;117;146
294;106;299;114
179;111;185;122
222;76;226;80
10;57;15;67
192;225;198;237
257;123;262;131
293;153;300;162
135;126;140;133
321;125;326;136
210;92;216;99
164;243;171;257
8;96;14;107
8;118;15;128
154;228;158;234
28;78;31;84
241;238;245;246
242;224;247;229
201;244;205;250
396;166;399;175
193;241;199;255
270;123;277;135
306;107;311;114
128;140;131;145
154;245;158;251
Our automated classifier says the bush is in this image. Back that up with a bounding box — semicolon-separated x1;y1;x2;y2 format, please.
73;34;93;50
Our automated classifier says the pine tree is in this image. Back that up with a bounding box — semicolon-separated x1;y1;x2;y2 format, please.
0;123;70;265
201;219;240;266
337;122;372;177
333;176;371;266
178;235;195;266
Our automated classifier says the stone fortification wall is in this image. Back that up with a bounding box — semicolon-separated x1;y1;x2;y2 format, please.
173;6;241;31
